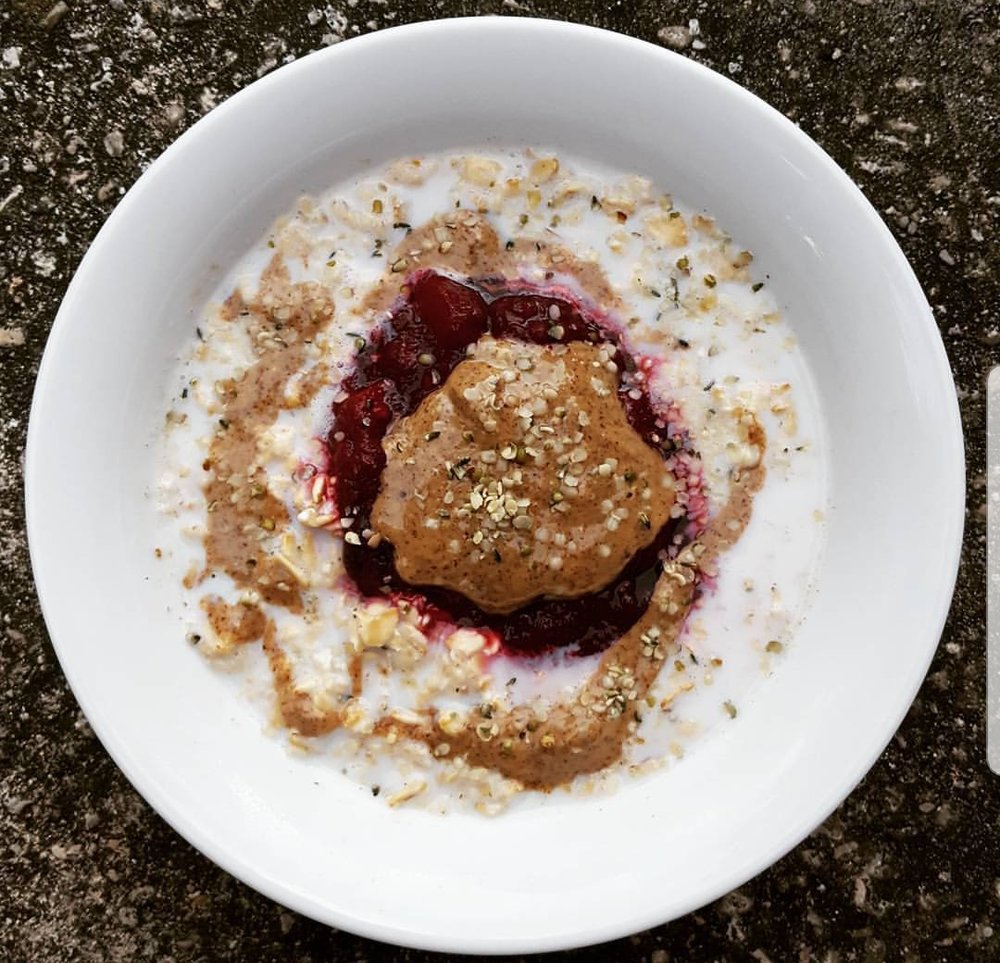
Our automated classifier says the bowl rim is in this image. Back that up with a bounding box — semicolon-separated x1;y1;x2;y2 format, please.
25;16;966;954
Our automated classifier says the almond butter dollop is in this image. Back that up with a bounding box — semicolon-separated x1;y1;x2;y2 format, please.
371;337;676;613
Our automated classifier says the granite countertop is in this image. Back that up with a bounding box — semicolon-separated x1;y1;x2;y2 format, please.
1;1;996;960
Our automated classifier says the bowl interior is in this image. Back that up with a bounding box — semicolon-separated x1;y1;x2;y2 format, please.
26;18;963;954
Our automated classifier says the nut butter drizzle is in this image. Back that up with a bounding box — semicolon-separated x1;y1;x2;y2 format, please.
199;256;339;731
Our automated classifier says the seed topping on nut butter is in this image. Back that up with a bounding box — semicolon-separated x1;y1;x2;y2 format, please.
372;337;676;613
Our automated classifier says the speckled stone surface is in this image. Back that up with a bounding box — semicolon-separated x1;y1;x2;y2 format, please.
1;1;996;960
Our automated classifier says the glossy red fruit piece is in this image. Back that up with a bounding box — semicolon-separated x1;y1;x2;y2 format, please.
619;386;659;439
488;293;599;344
329;380;396;509
411;273;488;349
375;326;424;380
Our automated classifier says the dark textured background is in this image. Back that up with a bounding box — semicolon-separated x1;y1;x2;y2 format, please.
1;1;997;960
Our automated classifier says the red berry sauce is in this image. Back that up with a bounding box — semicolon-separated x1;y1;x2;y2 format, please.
324;270;702;657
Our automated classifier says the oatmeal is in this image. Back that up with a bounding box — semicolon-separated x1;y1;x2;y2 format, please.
156;148;827;812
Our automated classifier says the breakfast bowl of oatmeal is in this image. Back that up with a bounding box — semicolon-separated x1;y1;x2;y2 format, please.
26;18;963;953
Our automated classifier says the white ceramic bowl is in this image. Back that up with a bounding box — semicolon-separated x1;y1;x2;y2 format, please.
26;18;964;954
